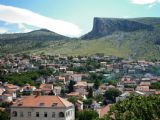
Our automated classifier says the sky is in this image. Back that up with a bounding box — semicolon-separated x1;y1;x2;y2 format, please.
0;0;160;37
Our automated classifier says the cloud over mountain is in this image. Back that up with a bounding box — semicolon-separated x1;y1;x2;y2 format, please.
0;28;8;33
0;4;81;37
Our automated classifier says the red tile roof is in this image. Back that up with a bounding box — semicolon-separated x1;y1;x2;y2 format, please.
98;104;112;118
12;96;73;108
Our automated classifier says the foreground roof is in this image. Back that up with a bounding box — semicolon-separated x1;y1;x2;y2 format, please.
12;95;73;108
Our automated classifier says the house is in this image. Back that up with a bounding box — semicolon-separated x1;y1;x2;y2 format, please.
140;82;151;86
36;77;45;84
98;84;108;94
3;84;19;90
66;71;74;75
70;74;82;82
87;83;94;88
0;107;5;111
53;86;62;96
91;101;101;110
66;92;80;98
10;96;75;120
0;94;13;102
97;104;112;118
136;86;150;92
116;92;130;102
74;81;87;95
46;75;56;83
76;100;83;110
100;62;107;67
59;66;67;73
116;83;124;92
73;63;81;67
58;76;66;84
141;78;151;82
21;84;36;95
39;84;53;95
0;88;5;95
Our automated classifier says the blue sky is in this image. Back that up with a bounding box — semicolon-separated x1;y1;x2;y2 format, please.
0;0;160;36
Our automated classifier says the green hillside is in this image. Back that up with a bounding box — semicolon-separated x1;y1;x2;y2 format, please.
1;17;160;60
27;30;160;60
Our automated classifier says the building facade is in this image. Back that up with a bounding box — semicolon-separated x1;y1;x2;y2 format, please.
10;95;75;120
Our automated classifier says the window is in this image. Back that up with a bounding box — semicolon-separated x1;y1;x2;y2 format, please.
52;112;55;118
20;111;23;117
28;112;31;117
39;103;45;106
59;112;64;118
12;111;17;117
44;112;47;117
52;103;58;107
36;112;39;117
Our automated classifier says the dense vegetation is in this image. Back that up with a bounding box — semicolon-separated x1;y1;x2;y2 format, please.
77;109;99;120
0;68;55;86
104;88;122;103
0;111;9;120
150;82;160;89
102;95;160;120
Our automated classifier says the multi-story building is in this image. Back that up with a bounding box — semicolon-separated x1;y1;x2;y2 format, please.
10;95;75;120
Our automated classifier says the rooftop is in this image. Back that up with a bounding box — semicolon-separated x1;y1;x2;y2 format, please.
12;95;73;108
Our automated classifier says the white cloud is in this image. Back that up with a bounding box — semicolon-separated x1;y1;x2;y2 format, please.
0;28;8;33
0;4;81;37
131;0;160;4
17;23;33;33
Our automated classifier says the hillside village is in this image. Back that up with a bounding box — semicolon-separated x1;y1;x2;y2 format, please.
0;53;160;120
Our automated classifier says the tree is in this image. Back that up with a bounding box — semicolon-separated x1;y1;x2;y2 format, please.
94;94;104;103
77;109;99;120
107;80;117;86
83;98;93;108
68;80;76;93
150;82;160;89
108;95;160;120
68;96;78;104
94;79;100;90
104;88;122;103
88;87;93;98
0;111;9;120
60;88;66;97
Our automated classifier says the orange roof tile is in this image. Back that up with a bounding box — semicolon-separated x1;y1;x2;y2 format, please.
98;104;112;118
140;82;150;86
67;92;80;96
12;96;73;108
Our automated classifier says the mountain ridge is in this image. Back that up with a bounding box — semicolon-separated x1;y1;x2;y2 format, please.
81;17;156;39
1;17;160;60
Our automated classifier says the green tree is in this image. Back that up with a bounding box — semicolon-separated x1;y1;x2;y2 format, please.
77;109;99;120
150;82;160;89
60;87;66;97
109;95;160;120
107;80;117;86
68;80;76;93
104;88;122;102
68;96;78;104
94;79;100;90
83;98;93;108
94;94;104;103
88;87;93;98
0;111;9;120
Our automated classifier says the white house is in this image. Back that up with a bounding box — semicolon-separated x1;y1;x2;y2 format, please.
10;95;75;120
71;74;82;82
53;86;62;96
